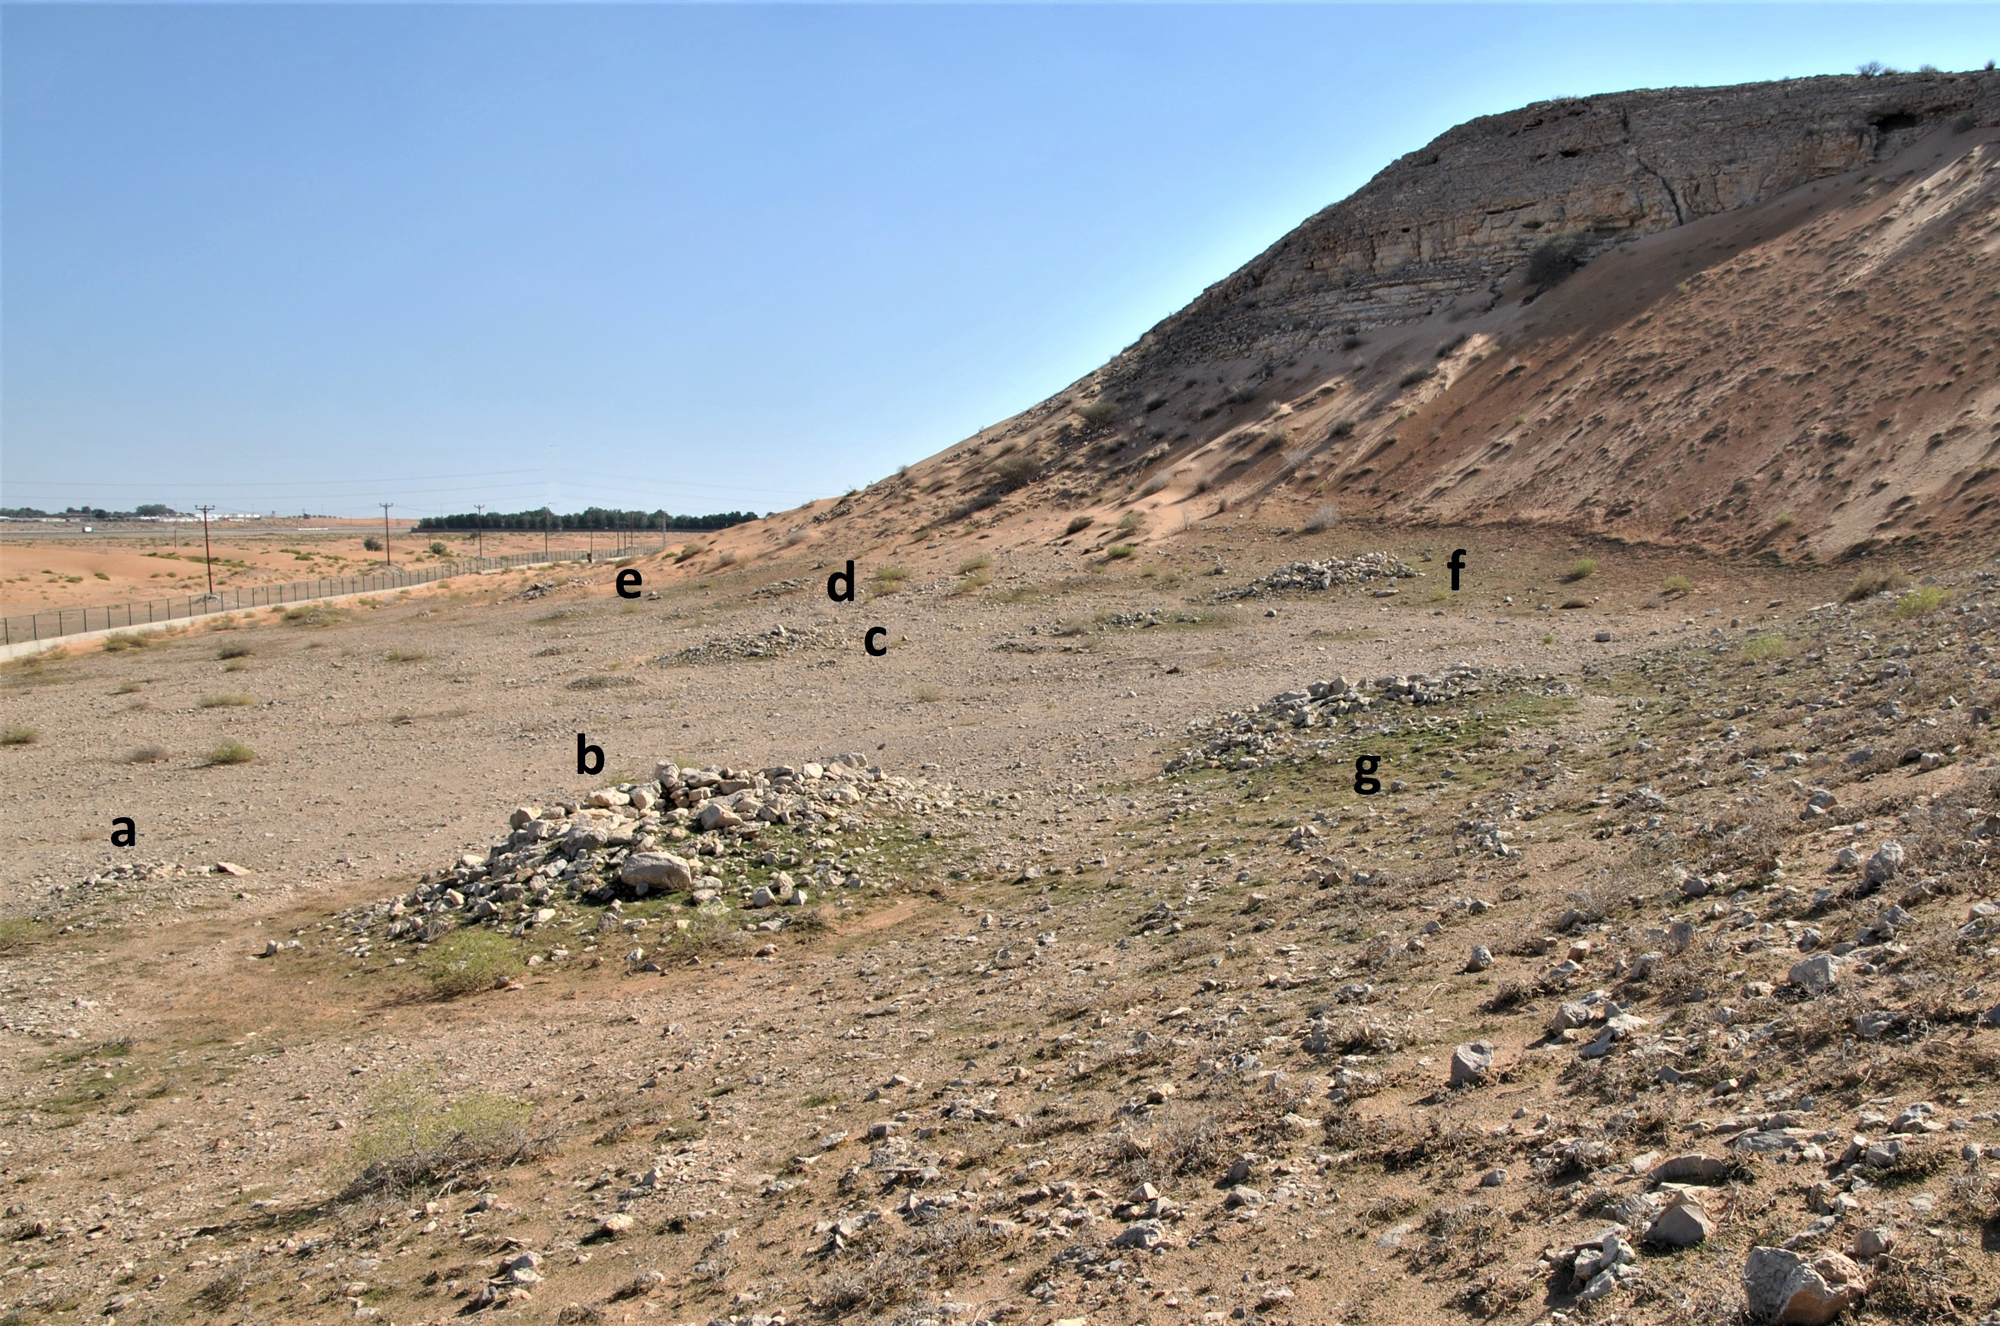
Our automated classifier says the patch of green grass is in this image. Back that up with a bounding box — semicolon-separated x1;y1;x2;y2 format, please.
386;648;429;663
871;565;910;594
418;929;523;997
994;585;1045;604
2;724;41;746
957;554;992;576
205;740;255;766
1662;575;1692;595
1564;557;1598;582
0;917;41;953
1105;544;1138;560
1892;585;1949;618
1116;511;1145;535
1771;512;1796;531
101;632;149;651
199;693;254;708
1742;633;1788;662
1540;633;1556;645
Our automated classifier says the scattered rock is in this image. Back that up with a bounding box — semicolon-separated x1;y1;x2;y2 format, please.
1449;1041;1494;1088
1743;1246;1867;1325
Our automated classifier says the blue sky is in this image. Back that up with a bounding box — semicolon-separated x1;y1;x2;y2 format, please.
4;4;1997;520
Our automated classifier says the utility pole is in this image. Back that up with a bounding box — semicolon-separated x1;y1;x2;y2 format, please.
198;505;215;598
474;503;485;560
543;507;550;558
380;503;393;566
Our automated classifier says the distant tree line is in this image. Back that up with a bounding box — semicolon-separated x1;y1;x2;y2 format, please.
414;507;760;533
0;503;183;519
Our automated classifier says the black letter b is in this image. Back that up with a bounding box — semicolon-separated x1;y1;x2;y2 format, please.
1354;755;1381;796
577;733;604;776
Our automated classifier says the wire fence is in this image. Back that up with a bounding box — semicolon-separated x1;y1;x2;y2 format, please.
2;548;601;646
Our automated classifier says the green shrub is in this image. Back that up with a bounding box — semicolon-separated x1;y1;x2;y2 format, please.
363;536;383;551
386;649;429;663
660;903;748;959
1662;575;1693;595
345;1072;531;1198
991;455;1039;492
1893;585;1950;618
1075;400;1118;426
1526;232;1588;286
0;917;39;953
1564;558;1598;582
429;541;449;555
1743;634;1788;662
1106;544;1138;560
1772;513;1796;531
870;565;909;594
957;554;992;575
419;929;523;997
1116;511;1145;534
101;632;149;651
205;740;255;766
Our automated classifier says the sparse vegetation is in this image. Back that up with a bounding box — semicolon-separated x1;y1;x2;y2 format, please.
1893;585;1950;618
1662;575;1693;595
1771;512;1796;530
199;693;254;708
386;648;429;663
1398;365;1437;389
1525;231;1588;286
1075;400;1118;426
126;745;170;764
2;724;42;746
1844;568;1907;601
217;643;253;659
363;536;383;551
283;603;350;627
344;1072;531;1198
0;917;39;953
1063;515;1093;536
1742;633;1788;662
1303;503;1342;534
428;541;449;555
101;631;149;651
1105;544;1138;560
1564;557;1598;582
1116;511;1145;535
418;928;523;997
956;555;991;576
204;740;255;766
871;565;910;594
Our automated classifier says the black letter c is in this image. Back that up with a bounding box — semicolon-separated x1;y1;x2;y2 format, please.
864;627;887;656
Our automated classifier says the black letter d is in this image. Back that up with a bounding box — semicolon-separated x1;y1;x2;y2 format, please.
828;560;855;603
577;733;604;776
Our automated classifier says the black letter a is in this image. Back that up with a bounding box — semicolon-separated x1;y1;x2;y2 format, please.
577;733;604;776
827;560;855;602
111;816;137;847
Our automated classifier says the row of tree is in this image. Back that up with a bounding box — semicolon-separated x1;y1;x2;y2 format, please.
414;507;759;532
0;504;183;519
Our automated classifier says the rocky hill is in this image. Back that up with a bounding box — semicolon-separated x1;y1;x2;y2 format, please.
780;70;2000;564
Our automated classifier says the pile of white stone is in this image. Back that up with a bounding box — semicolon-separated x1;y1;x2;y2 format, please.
367;756;954;943
1164;666;1489;772
1229;552;1419;597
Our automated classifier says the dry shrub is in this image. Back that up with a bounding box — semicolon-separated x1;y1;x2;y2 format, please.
1407;1202;1503;1273
342;1073;531;1199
